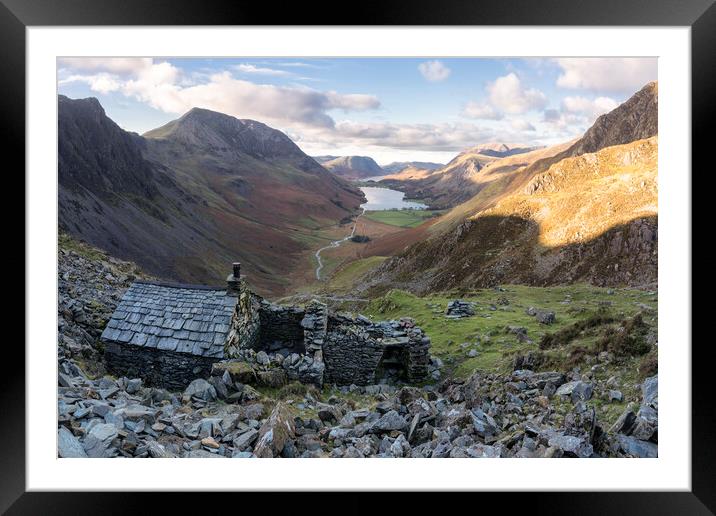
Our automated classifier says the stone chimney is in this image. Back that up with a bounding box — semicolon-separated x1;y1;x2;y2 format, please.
227;262;241;296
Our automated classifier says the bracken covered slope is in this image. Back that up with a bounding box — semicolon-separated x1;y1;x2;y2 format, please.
379;144;542;208
359;82;658;295
363;137;657;294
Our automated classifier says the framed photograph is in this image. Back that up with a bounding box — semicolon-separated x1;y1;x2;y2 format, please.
8;0;709;511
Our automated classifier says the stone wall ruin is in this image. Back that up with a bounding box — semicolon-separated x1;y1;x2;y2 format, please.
226;279;431;387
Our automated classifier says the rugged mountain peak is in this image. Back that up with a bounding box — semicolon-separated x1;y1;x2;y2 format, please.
144;107;305;160
58;95;158;199
59;94;104;115
569;81;658;156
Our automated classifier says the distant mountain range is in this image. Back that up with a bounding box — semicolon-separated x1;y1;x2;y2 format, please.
458;143;543;158
377;144;542;209
359;81;659;294
58;96;363;296
381;161;444;174
314;155;384;180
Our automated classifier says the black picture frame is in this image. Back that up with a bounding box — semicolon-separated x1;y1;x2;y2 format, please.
5;0;709;512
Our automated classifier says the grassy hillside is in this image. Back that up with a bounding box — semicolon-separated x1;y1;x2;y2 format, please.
363;285;657;425
363;137;658;296
363;209;444;228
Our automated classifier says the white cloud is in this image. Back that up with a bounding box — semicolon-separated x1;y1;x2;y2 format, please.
555;58;657;92
487;73;547;114
273;62;323;69
58;57;153;75
542;94;619;133
233;64;292;77
461;101;503;120
562;95;619;119
510;119;536;132
59;73;122;94
302;120;504;152
58;59;380;130
418;60;451;82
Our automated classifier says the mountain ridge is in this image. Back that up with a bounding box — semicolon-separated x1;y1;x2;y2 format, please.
58;96;364;296
357;82;659;294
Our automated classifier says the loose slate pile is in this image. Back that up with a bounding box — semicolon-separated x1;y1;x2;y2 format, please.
57;351;658;458
445;300;476;319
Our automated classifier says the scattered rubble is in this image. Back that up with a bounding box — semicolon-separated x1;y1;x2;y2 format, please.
445;300;476;319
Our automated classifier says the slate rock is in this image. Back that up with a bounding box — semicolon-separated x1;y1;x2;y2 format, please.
617;435;658;458
253;402;295;458
547;433;593;458
58;426;87;458
233;429;259;451
89;423;118;442
370;410;408;433
125;378;142;394
183;379;217;403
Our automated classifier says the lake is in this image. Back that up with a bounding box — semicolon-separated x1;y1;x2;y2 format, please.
359;186;426;211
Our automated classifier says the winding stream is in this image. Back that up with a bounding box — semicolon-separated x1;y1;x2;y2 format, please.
315;209;364;280
314;185;427;280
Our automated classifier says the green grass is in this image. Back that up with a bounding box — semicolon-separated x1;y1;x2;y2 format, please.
58;233;107;262
362;284;657;380
363;209;444;228
326;256;387;291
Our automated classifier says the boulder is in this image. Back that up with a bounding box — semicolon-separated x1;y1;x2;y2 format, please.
125;378;142;394
211;361;256;384
555;381;593;402
253;402;296;458
114;404;157;424
370;410;408;433
547;433;593;458
146;440;177;458
88;423;118;443
233;429;259;451
182;379;217;403
642;375;658;409
58;426;87;458
257;369;288;388
255;351;270;366
535;310;556;325
616;435;658;458
471;408;499;438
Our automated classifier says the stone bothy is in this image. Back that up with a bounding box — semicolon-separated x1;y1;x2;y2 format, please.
102;267;431;390
101;280;235;390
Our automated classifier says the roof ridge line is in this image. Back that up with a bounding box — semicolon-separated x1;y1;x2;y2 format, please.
133;279;227;291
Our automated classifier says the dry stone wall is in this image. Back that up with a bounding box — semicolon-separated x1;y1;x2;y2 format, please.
323;326;384;385
258;302;306;355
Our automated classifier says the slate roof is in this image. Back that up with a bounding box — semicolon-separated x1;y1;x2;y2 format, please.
100;281;236;358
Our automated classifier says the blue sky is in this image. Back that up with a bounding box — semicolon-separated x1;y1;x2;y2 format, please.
58;57;656;165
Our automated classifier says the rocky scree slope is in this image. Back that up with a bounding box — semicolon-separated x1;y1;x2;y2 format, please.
59;96;363;296
58;234;151;377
